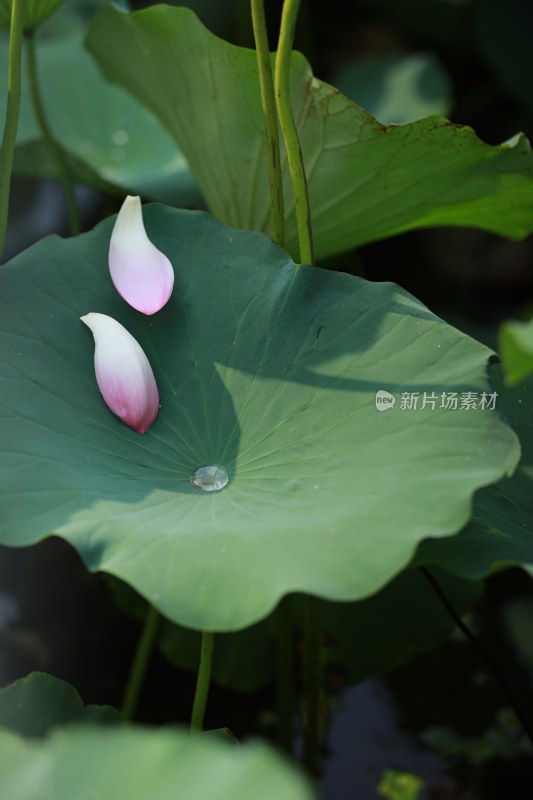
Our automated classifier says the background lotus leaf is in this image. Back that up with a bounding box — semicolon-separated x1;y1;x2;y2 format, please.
0;672;120;737
86;4;533;261
415;365;533;580
0;30;201;206
499;319;533;386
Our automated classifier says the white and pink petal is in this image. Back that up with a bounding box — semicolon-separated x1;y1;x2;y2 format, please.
81;312;159;434
109;195;174;315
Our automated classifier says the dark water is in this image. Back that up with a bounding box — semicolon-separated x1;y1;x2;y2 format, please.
323;680;445;799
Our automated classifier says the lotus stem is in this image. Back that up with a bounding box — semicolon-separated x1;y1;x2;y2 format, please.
121;603;160;722
26;31;81;236
277;595;295;752
303;594;321;773
274;0;314;265
190;631;215;733
251;0;285;246
0;0;25;259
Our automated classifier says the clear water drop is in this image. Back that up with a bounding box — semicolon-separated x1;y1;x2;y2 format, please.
284;479;302;492
190;465;228;492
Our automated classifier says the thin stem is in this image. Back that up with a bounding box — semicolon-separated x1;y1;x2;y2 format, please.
276;595;294;752
251;0;285;246
121;604;160;722
190;631;215;734
25;32;81;236
274;0;313;265
0;0;25;259
303;594;321;774
419;566;533;749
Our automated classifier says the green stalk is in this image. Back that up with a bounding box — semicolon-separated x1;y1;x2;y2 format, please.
121;604;160;722
251;0;285;246
0;0;25;259
274;0;313;265
303;595;321;774
25;32;81;236
190;631;215;734
276;595;294;752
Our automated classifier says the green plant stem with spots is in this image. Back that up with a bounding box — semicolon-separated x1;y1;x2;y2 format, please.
26;31;81;236
251;0;285;247
121;603;160;722
190;631;215;733
274;0;314;265
0;0;24;259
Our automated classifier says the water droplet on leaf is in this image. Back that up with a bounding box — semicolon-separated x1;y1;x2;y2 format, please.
190;465;228;492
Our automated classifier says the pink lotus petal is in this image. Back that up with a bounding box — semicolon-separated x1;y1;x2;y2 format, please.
81;313;159;434
109;195;174;315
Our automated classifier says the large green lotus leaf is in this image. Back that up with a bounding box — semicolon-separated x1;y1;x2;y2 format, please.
415;365;533;579
0;726;314;800
0;206;518;630
158;568;480;692
86;5;533;262
0;673;120;738
0;30;202;206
